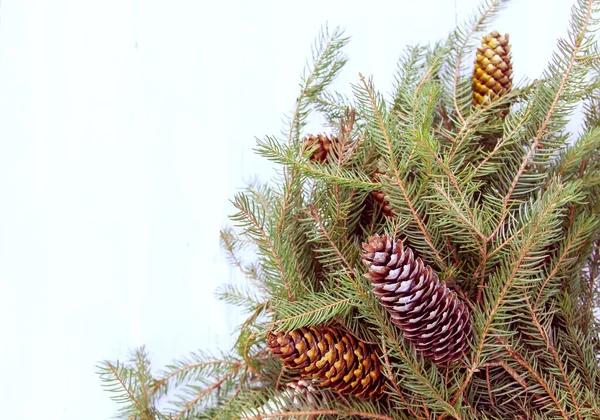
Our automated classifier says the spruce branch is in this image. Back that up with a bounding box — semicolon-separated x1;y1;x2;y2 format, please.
268;292;356;331
503;342;570;419
467;101;535;181
432;182;486;247
379;336;427;420
98;361;154;420
171;365;243;420
305;204;363;292
243;410;396;420
522;293;583;419
533;214;598;311
150;358;240;396
448;0;510;125
488;0;597;243
287;25;349;145
357;73;446;269
216;283;264;313
255;136;377;191
232;191;296;300
219;227;267;297
279;26;349;237
559;301;600;407
451;180;582;407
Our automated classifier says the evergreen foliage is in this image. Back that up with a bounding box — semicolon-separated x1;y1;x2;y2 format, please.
98;1;600;418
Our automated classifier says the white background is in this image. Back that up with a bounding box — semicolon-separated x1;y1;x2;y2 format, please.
0;1;576;418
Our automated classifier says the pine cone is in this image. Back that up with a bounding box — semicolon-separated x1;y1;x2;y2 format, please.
472;31;512;106
371;169;394;217
361;234;472;366
267;326;386;399
285;379;329;408
303;133;338;163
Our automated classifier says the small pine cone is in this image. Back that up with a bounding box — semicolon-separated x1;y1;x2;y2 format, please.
361;234;472;366
267;326;386;399
371;169;394;217
285;379;329;408
303;133;339;163
472;31;512;106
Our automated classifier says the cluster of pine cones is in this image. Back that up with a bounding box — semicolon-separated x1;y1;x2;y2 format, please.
267;30;512;401
268;234;473;398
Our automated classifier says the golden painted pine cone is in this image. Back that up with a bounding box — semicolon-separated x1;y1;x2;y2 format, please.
267;326;386;399
303;133;339;163
371;169;394;217
472;31;512;106
361;234;472;366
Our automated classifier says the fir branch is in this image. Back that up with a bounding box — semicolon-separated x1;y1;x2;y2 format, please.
448;0;509;125
551;126;600;184
313;90;354;127
420;135;479;235
392;45;428;113
503;342;570;419
560;303;600;404
232;192;296;301
357;73;445;268
247;181;274;218
305;205;362;291
151;358;241;396
380;336;426;420
287;25;349;145
450;180;581;407
255;136;377;190
533;215;598;310
279;25;349;236
97;359;154;420
172;365;243;420
468;102;535;181
244;410;396;420
523;293;583;419
432;182;486;245
488;0;597;242
132;348;155;416
446;89;516;162
484;360;529;391
268;293;356;331
415;42;449;96
576;54;600;62
216;283;263;312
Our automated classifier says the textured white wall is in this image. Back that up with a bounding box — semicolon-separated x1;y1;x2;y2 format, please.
0;1;575;418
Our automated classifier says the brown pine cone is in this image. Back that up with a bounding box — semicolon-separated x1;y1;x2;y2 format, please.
371;169;394;217
303;133;339;163
472;31;512;107
267;326;386;399
361;234;472;366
